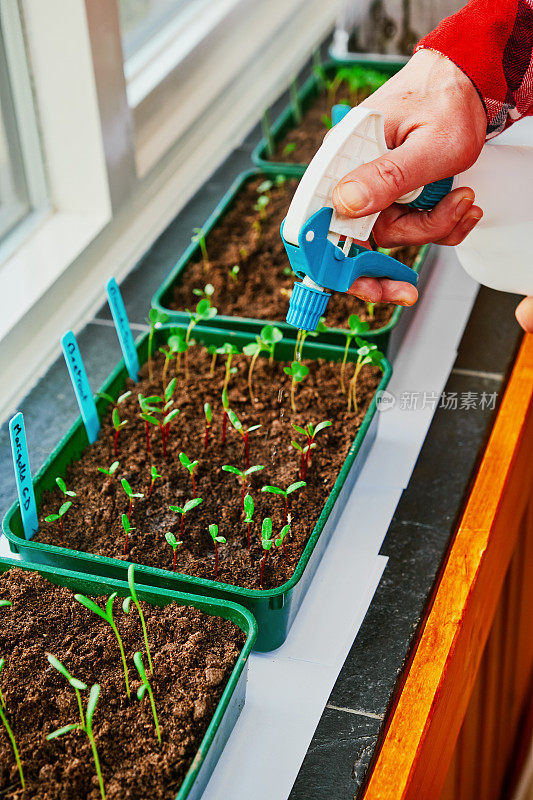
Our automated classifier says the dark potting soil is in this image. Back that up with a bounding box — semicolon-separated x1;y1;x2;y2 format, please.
35;346;382;590
0;568;245;800
168;178;421;331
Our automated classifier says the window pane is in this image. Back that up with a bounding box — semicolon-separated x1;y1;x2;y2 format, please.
118;0;192;58
0;37;30;243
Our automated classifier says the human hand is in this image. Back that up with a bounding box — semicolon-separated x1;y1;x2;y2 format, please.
332;48;486;306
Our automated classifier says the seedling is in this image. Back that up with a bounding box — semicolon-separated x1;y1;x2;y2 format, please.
348;339;383;413
292;319;327;362
340;315;370;394
55;476;77;499
97;390;132;408
75;592;131;699
45;500;72;541
220;342;240;393
291;440;315;481
168;328;189;378
184;299;218;378
123;564;154;673
98;460;119;483
179;452;199;498
146;308;169;382
47;679;105;800
120;513;134;555
158;344;176;387
121;478;144;520
169;497;203;539
259;517;273;588
243;493;254;549
366;301;375;318
193;283;215;301
207;343;226;376
321;112;333;130
191;226;209;270
283;361;309;413
243;324;283;401
291;420;331;479
254;193;270;220
282;142;296;157
229;265;240;283
275;516;292;560
261;481;306;522
204;402;212;448
148;464;161;498
208;523;226;578
134;652;161;743
139;381;180;457
112;407;128;456
221;387;230;445
227;409;261;469
0;658;24;789
222;464;265;511
165;532;183;572
0;600;12;610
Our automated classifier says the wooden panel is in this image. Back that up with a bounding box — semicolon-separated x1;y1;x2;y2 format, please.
361;335;533;800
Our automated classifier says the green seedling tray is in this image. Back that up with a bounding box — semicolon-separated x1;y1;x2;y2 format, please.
3;325;391;651
0;556;256;800
252;57;406;175
151;168;431;355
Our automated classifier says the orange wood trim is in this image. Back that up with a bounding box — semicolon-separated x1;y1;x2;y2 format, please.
361;334;533;800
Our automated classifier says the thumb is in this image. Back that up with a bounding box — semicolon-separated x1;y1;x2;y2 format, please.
332;135;451;218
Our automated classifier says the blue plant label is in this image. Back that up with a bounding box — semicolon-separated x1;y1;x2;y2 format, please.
106;278;139;381
9;413;38;539
61;331;100;444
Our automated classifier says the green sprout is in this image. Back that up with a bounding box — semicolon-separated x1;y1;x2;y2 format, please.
138;380;180;457
158;343;176;387
146;308;169;382
321;112;333;129
227;409;261;469
55;476;77;499
261;481;306;522
193;282;215;301
75;592;130;699
0;658;24;789
168;328;189;378
243;493;254;550
206;343;226;377
148;464;161;498
282;142;296;157
222;464;264;512
366;301;375;318
121;514;134;555
243;324;283;401
164;532;183;572
259;517;291;586
191;226;209;271
348;340;384;413
184;300;218;379
208;523;226;578
220;342;240;394
122;564;154;673
179;452;199;498
292;320;328;363
45;500;72;541
204;402;212;449
98;460;119;483
221;387;230;445
0;600;12;610
169;497;203;539
47;678;105;800
112;407;128;456
121;478;144;520
229;265;240;284
340;315;370;394
291;420;331;479
283;361;309;413
134;652;161;743
275;516;292;561
97;390;131;408
254;193;269;220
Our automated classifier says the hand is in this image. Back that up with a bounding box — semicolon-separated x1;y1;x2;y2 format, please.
332;48;486;306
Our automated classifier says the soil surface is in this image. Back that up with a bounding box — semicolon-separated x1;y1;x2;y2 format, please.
168;177;421;331
0;568;245;800
35;345;382;590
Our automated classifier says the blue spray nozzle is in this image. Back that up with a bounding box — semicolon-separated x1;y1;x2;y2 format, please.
286;281;330;332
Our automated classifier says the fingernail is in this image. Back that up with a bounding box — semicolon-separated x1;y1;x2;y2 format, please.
395;297;412;306
463;210;483;230
334;181;370;214
454;196;474;221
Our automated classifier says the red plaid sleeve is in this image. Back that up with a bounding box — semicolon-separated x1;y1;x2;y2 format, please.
416;0;533;138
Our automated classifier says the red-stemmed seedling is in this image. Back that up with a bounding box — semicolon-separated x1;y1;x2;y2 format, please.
138;393;160;453
147;464;162;498
45;501;72;541
243;493;254;550
291;440;315;481
164;532;183;572
204;403;212;449
97;460;119;485
55;477;77;500
242;325;283;402
275;516;292;561
221;387;230;445
169;497;203;539
112;407;128;456
179;452;199;498
291;420;332;479
121;478;144;520
227;409;261;468
139;380;180;457
222;464;265;512
121;513;135;555
261;481;306;522
208;523;226;579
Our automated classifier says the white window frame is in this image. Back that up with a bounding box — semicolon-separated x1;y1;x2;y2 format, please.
0;0;343;418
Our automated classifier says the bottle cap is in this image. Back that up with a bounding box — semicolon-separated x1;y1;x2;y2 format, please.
408;177;454;210
286;282;330;331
